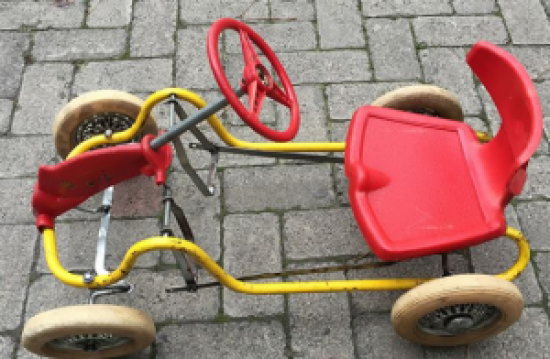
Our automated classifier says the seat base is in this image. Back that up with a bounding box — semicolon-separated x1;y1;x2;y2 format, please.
345;106;506;261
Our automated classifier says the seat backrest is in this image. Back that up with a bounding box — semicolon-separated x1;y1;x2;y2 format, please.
467;41;542;200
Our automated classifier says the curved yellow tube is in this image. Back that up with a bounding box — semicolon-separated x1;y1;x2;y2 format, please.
43;226;530;293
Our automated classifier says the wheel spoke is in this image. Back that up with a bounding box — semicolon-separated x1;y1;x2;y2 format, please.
239;30;260;67
267;83;291;107
247;80;267;116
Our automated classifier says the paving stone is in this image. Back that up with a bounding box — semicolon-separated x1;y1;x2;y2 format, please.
111;175;163;218
179;0;269;23
156;320;286;358
277;50;372;84
169;170;221;261
316;0;364;49
353;313;425;358
12;63;72;135
0;337;14;358
103;270;220;322
499;0;550;45
24;274;88;321
73;59;173;94
348;255;452;313
465;116;489;134
413;16;507;46
277;85;329;144
452;0;496;13
37;218;160;273
0;99;13;134
533;252;550;295
503;46;550;81
214;126;278;166
225;21;317;53
284;208;366;260
326;82;410;120
367;18;421;81
0;225;37;330
471;236;543;306
87;0;133;27
176;27;218;90
469;308;550;358
0;178;35;224
518;156;550;200
0;136;56;178
420;47;482;116
131;0;177;57
288;267;354;359
223;164;335;212
424;345;467;358
535;81;550;120
223;213;284;317
0;0;86;30
0;33;29;98
361;0;452;16
516;201;550;250
33;29;127;61
270;0;315;21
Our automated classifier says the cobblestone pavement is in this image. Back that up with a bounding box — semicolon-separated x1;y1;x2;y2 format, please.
1;0;549;358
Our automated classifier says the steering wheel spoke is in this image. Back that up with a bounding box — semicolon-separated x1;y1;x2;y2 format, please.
239;30;260;67
267;83;291;107
246;80;267;116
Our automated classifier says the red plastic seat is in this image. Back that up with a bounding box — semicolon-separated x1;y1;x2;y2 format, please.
345;42;542;261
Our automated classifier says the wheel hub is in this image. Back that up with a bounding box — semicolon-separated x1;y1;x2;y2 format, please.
74;112;135;146
49;333;131;352
417;303;501;336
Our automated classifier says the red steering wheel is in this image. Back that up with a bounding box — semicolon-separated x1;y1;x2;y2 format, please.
207;18;300;142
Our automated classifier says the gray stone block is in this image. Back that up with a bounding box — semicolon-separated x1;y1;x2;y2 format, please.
33;29;127;61
156;321;286;358
110;176;162;218
270;0;315;21
316;0;364;49
367;18;421;81
223;164;335;212
176;27;218;90
424;345;467;358
0;337;14;358
283;208;367;260
499;0;550;45
503;46;550;81
73;59;173;94
326;82;410;120
413;16;507;46
353;313;425;358
179;0;269;24
0;99;12;134
0;0;85;30
103;270;220;322
0;178;35;224
37;218;160;273
535;81;550;120
533;252;549;295
224;22;317;53
519;156;550;200
0;136;56;178
222;213;283;316
362;0;452;16
469;308;550;358
516;201;550;250
87;0;133;27
216;126;278;167
277;50;372;84
0;33;29;98
0;225;37;330
288;266;354;359
420;48;482;116
12;63;73;135
453;0;496;14
131;0;177;57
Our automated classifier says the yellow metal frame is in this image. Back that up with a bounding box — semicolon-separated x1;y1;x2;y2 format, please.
56;88;511;294
44;227;530;292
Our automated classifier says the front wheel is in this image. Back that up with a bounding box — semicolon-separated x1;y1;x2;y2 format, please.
22;305;156;358
391;274;523;346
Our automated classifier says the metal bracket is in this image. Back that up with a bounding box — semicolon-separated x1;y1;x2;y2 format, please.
88;282;133;305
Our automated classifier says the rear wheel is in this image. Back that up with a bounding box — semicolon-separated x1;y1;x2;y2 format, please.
391;274;523;346
22;304;156;358
53;90;158;159
371;85;464;121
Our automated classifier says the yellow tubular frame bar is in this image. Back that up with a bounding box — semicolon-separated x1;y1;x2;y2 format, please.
44;227;529;292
